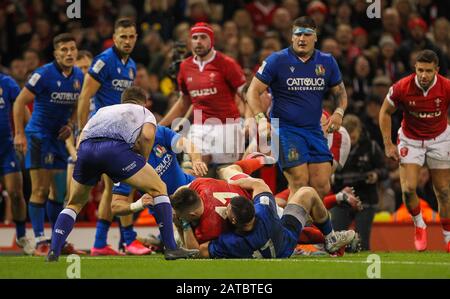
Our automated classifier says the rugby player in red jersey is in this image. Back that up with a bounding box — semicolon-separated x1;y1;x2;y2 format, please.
379;49;450;252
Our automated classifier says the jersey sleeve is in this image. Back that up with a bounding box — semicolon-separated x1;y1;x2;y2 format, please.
328;56;342;87
224;57;246;90
208;233;252;258
25;67;46;95
88;55;109;84
143;108;157;126
112;182;132;196
253;192;278;219
255;53;278;85
161;126;181;151
386;81;402;107
6;77;21;103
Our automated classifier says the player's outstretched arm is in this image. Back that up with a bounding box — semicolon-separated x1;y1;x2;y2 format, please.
78;73;101;130
13;87;35;154
379;97;399;161
229;177;271;198
159;94;191;127
176;136;208;176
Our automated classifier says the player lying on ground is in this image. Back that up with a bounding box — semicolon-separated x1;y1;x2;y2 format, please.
46;86;199;261
180;176;355;258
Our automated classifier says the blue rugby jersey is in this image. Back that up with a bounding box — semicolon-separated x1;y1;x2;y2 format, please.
25;62;83;135
88;46;136;111
256;48;342;130
0;73;20;140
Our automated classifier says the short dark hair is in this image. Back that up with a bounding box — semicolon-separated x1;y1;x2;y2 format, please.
416;49;439;65
230;196;255;228
121;86;147;104
114;18;136;31
292;16;317;31
77;50;93;60
171;188;201;213
53;33;76;49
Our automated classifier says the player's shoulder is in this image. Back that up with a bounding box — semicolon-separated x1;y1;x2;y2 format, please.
72;66;84;77
180;56;195;68
315;50;338;64
0;72;16;86
265;48;290;63
33;62;54;76
215;51;239;65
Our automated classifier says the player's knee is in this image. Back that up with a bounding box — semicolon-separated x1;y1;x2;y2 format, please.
310;180;330;198
289;187;317;207
7;190;23;202
435;187;450;205
31;186;49;202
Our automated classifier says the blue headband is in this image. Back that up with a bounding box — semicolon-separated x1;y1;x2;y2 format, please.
293;27;316;35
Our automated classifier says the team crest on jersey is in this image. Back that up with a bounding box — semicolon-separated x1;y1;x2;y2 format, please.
129;68;134;80
209;72;216;82
435;98;442;107
288;148;299;162
400;147;408;157
315;64;325;76
73;79;81;90
154;145;167;158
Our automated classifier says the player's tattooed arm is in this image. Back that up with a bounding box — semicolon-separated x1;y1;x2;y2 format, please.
330;82;348;112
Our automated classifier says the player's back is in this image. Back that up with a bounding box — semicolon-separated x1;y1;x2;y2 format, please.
0;73;20;140
189;178;251;243
81;103;156;146
208;193;297;258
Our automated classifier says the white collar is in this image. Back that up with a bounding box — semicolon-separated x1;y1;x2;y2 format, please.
193;49;216;72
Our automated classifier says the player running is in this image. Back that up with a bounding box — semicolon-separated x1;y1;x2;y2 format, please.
379;49;450;252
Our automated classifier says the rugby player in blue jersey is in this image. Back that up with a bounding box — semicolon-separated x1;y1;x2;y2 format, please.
77;18;138;256
47;86;199;261
13;33;84;256
192;177;355;259
247;16;348;199
0;73;33;254
111;126;207;254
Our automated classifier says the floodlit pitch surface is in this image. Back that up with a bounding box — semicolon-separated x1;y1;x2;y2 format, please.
0;252;449;279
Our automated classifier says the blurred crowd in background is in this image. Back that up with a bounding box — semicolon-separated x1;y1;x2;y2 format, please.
1;0;450;224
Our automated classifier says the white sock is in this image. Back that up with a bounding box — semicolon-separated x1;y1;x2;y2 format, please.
443;230;450;243
412;212;426;228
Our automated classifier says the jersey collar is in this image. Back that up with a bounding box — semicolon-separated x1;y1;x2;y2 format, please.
112;46;131;66
53;61;73;78
414;74;437;97
193;49;216;72
289;47;316;64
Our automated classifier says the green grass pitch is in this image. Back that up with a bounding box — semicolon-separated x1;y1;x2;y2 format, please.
0;252;449;279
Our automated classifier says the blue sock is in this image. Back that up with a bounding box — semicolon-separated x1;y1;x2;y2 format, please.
28;202;45;240
46;200;63;231
153;195;177;250
14;220;26;239
315;217;333;237
50;209;76;256
122;225;137;246
93;219;111;249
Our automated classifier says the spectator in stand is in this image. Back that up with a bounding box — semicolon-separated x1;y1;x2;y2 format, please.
335;24;361;67
238;35;257;70
399;16;448;76
269;7;293;48
376;35;405;82
350;55;374;114
371;8;405;47
9;58;28;88
307;1;334;43
23;49;41;77
281;0;301;20
428;17;450;75
332;114;388;251
245;0;279;38
232;9;254;39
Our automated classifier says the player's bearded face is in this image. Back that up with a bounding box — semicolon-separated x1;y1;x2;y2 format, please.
415;62;438;90
114;26;138;56
191;33;212;57
292;27;316;57
54;41;78;69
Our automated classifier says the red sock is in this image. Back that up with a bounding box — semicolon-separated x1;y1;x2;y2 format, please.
408;204;421;217
441;218;450;231
323;194;337;209
275;188;290;201
234;159;263;174
298;226;325;244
